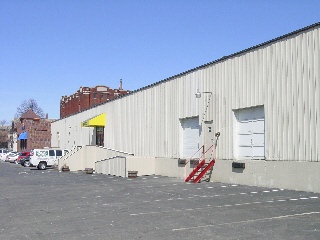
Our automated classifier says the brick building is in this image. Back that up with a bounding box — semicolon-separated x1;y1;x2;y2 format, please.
17;109;52;152
60;81;130;118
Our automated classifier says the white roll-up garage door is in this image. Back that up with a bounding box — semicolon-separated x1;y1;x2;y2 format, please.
235;106;265;159
180;117;200;158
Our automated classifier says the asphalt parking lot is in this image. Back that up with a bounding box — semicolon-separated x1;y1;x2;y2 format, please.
1;161;320;240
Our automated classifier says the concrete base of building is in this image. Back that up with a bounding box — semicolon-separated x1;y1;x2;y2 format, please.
211;160;320;193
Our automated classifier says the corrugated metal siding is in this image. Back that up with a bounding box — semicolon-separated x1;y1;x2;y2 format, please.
103;76;199;158
51;25;320;162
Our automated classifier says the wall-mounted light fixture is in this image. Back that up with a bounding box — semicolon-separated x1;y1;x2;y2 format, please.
195;89;213;124
195;89;212;99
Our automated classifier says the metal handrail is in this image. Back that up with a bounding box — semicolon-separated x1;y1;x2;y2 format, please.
184;145;204;165
184;144;215;181
184;144;215;180
199;144;214;165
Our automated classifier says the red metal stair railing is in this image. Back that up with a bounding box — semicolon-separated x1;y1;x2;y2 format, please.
185;144;215;183
184;159;205;182
192;159;215;183
183;145;204;181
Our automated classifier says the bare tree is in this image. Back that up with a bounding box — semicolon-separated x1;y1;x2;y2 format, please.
15;99;45;118
0;120;7;127
0;125;8;148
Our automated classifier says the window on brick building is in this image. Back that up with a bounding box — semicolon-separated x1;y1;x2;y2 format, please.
100;93;103;100
93;93;97;99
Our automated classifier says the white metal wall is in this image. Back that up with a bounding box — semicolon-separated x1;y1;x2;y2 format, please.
51;24;320;162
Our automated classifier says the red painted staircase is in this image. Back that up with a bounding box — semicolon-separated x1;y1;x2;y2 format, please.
185;144;215;183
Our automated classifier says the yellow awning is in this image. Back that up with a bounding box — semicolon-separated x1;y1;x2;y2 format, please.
81;113;106;127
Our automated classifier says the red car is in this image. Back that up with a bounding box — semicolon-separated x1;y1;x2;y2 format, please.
16;151;30;164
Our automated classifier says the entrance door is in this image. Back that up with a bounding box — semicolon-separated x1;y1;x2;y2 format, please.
180;117;201;158
96;127;104;146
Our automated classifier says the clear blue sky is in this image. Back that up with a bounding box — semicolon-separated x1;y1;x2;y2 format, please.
1;0;319;123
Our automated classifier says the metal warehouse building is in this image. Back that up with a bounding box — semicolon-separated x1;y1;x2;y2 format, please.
51;23;320;193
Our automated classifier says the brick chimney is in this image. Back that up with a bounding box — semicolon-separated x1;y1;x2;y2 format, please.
119;79;122;90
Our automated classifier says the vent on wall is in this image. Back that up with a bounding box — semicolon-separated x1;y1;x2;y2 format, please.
178;159;186;165
232;162;245;169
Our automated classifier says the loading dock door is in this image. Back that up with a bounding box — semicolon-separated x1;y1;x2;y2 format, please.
180;117;200;158
235;106;265;159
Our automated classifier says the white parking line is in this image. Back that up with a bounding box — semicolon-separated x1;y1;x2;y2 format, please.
172;212;320;231
129;196;318;216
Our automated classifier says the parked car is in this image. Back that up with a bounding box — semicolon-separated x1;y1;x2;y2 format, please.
0;149;9;161
0;150;11;161
0;148;8;154
6;152;19;163
15;151;30;164
20;156;31;167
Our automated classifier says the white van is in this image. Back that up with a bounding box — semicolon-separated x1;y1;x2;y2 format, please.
30;148;69;170
0;149;9;161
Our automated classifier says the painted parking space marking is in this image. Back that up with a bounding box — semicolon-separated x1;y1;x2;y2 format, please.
129;196;319;216
172;212;320;231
